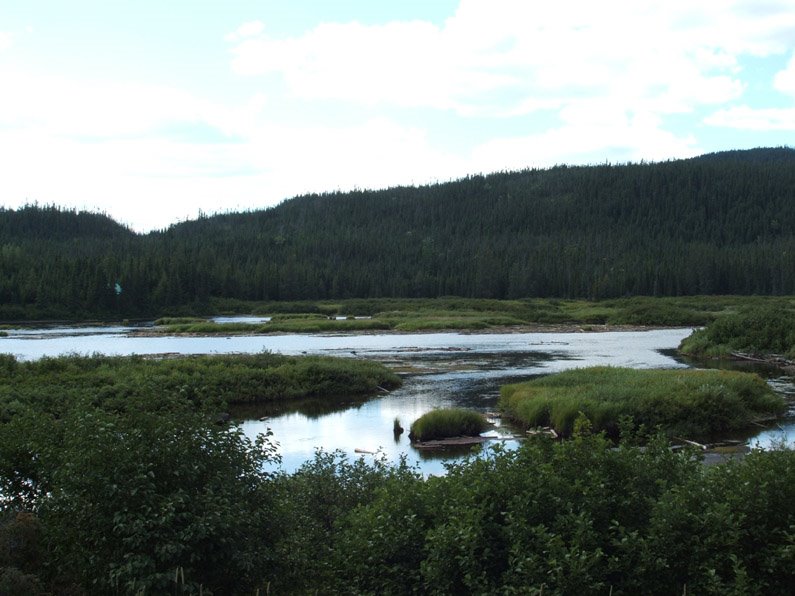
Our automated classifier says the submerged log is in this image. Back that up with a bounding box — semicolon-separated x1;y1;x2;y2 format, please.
412;436;487;449
674;436;707;450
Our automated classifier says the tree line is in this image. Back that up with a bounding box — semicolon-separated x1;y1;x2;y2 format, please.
2;147;795;318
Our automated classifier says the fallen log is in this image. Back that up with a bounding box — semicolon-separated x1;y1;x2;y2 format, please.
674;436;707;450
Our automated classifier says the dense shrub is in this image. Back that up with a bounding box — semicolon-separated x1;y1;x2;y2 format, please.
1;404;795;593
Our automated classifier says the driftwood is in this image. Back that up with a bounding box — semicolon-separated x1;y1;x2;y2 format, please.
730;351;795;366
527;426;559;439
674;436;707;450
411;436;487;449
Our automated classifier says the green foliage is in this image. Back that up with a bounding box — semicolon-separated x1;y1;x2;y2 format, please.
3;393;279;594
680;306;795;358
267;450;418;593
500;367;785;438
0;512;44;594
50;400;276;593
1;390;795;593
409;408;488;442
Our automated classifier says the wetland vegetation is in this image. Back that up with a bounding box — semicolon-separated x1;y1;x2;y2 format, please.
0;352;401;417
499;367;785;439
679;306;795;361
144;294;795;334
408;408;489;442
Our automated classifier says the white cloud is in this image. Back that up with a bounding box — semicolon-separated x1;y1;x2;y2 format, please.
0;31;12;50
227;0;793;117
224;20;265;42
0;68;262;140
471;110;700;173
705;105;795;130
774;52;795;96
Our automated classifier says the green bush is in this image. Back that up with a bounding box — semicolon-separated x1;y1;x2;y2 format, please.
409;408;488;442
21;395;278;594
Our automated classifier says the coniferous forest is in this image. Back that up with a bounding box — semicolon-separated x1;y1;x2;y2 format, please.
2;147;795;319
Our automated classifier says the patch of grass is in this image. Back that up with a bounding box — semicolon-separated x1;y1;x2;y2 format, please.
0;353;403;416
500;366;785;439
269;313;329;321
154;316;206;326
679;307;795;359
604;297;714;326
408;408;488;442
157;322;261;333
264;319;391;333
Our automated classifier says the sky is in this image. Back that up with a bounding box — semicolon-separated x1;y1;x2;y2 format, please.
1;0;795;232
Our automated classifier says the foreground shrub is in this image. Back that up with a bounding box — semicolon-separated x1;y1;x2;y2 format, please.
409;408;488;442
0;394;280;594
2;403;795;594
500;367;784;438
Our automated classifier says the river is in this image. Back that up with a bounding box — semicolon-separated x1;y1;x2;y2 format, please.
1;323;792;474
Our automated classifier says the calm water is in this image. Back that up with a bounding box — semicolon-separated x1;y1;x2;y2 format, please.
1;323;792;473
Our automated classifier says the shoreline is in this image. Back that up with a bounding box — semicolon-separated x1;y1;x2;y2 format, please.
129;323;686;338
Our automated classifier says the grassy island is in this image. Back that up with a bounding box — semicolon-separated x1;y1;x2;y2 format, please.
408;408;488;442
0;352;401;416
500;366;785;438
679;307;795;361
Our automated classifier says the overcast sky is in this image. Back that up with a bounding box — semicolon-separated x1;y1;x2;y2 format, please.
2;0;795;231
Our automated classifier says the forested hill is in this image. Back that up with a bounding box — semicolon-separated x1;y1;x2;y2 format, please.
2;147;795;318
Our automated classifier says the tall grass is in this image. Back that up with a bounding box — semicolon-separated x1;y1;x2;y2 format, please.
500;366;785;439
408;408;488;442
679;307;795;358
0;353;403;415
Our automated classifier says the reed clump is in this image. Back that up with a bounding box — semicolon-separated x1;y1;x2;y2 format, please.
408;408;488;442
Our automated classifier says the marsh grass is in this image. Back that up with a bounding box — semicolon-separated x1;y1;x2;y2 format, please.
0;353;402;415
157;296;795;334
500;366;785;439
679;307;795;359
408;408;488;442
263;318;390;333
268;313;329;321
153;317;206;326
